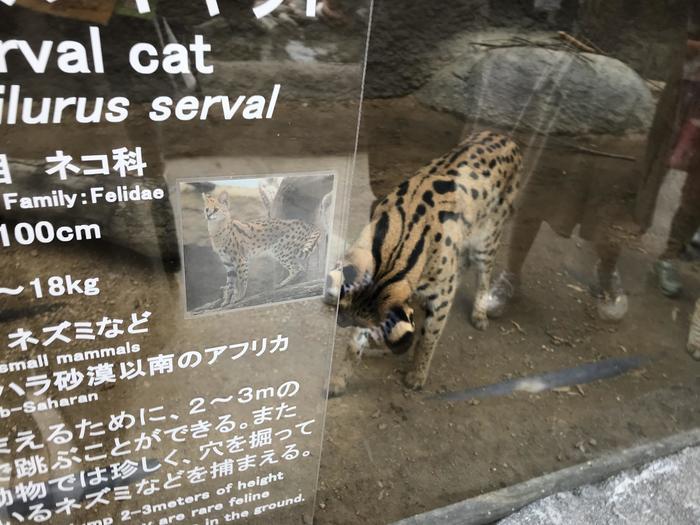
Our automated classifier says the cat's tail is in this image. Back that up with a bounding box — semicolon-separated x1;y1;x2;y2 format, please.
259;185;273;216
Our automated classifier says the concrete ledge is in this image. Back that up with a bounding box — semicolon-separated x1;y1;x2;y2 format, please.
393;428;700;525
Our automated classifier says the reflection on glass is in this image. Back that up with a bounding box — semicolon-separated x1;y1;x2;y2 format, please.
0;1;369;524
320;2;700;524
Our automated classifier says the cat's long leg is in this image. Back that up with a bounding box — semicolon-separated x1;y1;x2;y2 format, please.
406;272;458;390
233;259;249;302
471;226;503;330
221;262;238;306
268;239;300;288
278;258;304;287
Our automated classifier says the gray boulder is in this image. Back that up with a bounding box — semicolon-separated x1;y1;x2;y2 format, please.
417;46;655;135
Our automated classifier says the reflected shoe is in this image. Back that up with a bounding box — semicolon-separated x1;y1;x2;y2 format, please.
485;271;517;318
688;299;700;361
692;230;700;249
654;260;682;298
597;293;629;322
594;263;628;322
689;230;700;260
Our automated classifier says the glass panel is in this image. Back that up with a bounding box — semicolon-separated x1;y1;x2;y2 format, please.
320;1;700;523
0;2;370;524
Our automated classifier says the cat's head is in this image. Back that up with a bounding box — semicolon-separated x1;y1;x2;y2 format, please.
202;192;231;221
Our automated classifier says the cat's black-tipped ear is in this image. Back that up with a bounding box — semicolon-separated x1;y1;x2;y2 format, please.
340;264;373;298
323;263;372;305
217;191;229;205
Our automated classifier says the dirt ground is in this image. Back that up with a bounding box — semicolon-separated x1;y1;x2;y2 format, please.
313;98;700;524
0;98;698;525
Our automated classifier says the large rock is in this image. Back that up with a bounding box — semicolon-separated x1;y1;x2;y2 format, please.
417;47;655;135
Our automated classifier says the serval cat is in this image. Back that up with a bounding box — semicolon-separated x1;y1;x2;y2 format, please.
325;131;523;393
203;191;321;306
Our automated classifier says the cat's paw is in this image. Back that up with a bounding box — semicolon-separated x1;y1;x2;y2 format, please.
471;312;489;331
327;375;347;397
404;370;427;391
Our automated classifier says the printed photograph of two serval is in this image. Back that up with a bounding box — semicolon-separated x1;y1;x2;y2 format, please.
326;131;523;395
179;174;334;314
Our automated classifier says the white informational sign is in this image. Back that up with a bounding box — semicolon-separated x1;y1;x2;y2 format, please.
0;2;371;523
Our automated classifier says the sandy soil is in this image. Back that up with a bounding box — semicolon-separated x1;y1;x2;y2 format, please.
0;98;698;525
314;98;700;524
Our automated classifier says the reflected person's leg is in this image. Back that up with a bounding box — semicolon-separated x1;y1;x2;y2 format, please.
486;215;542;317
656;149;700;297
328;327;374;397
123;105;181;272
594;238;628;321
688;298;700;360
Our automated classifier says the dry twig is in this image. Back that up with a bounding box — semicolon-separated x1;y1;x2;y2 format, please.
557;31;597;53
